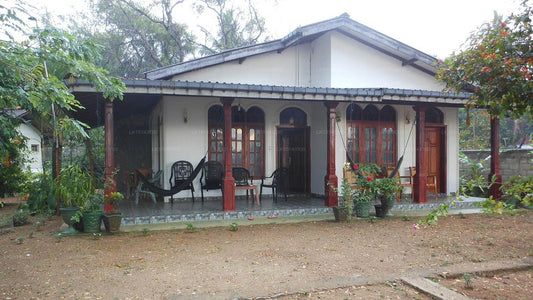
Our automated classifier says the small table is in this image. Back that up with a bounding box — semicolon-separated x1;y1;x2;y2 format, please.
235;184;261;206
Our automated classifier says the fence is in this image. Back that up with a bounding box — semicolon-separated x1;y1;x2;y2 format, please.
460;149;533;182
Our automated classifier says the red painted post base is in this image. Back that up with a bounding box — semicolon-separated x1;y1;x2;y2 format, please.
413;175;428;204
324;174;338;207
222;178;236;211
104;203;114;214
489;173;502;200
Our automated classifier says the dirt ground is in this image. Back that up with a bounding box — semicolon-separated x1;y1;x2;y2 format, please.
1;202;532;300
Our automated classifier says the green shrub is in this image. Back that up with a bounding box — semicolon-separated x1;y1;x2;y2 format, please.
502;175;533;208
25;172;57;214
12;210;29;227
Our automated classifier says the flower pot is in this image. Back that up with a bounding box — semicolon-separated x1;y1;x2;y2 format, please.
82;211;103;233
103;213;123;232
378;196;396;217
332;206;351;222
374;205;385;217
59;207;80;235
354;201;372;218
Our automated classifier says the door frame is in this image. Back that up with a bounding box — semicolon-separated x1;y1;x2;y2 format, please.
276;126;311;193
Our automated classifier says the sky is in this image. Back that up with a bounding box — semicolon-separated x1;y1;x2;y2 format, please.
31;0;521;59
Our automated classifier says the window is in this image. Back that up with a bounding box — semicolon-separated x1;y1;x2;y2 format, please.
208;105;224;162
346;104;396;168
31;144;39;152
280;107;307;126
426;107;444;123
207;105;265;178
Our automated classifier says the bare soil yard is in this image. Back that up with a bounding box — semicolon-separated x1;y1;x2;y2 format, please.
1;202;532;299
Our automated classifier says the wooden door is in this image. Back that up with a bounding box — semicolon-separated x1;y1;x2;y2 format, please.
277;128;309;193
424;127;445;193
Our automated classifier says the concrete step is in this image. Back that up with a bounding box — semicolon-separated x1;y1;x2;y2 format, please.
401;276;471;300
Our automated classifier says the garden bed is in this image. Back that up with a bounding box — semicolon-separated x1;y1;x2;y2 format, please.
0;205;531;299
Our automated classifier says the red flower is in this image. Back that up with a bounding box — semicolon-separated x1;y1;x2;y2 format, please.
366;177;372;182
353;165;359;170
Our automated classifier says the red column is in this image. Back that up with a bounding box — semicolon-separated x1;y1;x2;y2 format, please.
413;105;427;203
221;97;235;211
324;101;339;207
489;116;502;199
104;100;116;213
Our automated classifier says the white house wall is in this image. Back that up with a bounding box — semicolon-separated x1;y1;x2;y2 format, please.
443;107;460;194
310;33;332;88
172;45;313;87
170;31;444;92
330;32;444;90
17;123;42;173
152;96;332;200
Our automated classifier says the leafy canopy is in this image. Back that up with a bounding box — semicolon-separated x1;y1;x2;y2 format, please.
437;0;532;118
0;0;125;195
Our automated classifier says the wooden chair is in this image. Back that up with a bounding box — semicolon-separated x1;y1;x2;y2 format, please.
398;167;415;200
232;167;260;205
342;166;377;191
260;167;289;202
200;161;223;202
169;160;195;202
401;167;438;201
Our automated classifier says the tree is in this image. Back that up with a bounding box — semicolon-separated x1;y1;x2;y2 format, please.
193;0;268;56
0;0;125;208
458;108;533;150
73;0;196;78
71;0;270;77
437;0;532;119
459;108;491;150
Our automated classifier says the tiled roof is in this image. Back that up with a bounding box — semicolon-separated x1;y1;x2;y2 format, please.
144;13;439;80
70;79;471;105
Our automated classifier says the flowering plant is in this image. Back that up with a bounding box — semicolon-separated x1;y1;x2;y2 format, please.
105;192;124;206
373;177;402;201
350;163;380;203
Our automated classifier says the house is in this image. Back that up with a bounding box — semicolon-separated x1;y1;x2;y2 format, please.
17;122;43;173
5;109;43;173
69;13;473;211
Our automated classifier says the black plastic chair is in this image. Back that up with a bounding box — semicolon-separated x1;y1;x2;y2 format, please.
169;160;195;202
260;167;289;202
200;161;224;202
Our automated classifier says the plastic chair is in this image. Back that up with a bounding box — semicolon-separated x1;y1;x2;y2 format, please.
200;161;224;202
135;170;162;204
260;167;289;202
169;160;195;202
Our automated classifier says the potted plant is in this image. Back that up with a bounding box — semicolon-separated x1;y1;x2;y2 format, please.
331;164;354;222
373;177;402;217
102;191;124;232
78;191;104;233
351;163;380;218
58;165;96;234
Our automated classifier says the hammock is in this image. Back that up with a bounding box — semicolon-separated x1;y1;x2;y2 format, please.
133;111;222;199
339;103;415;179
135;156;206;197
